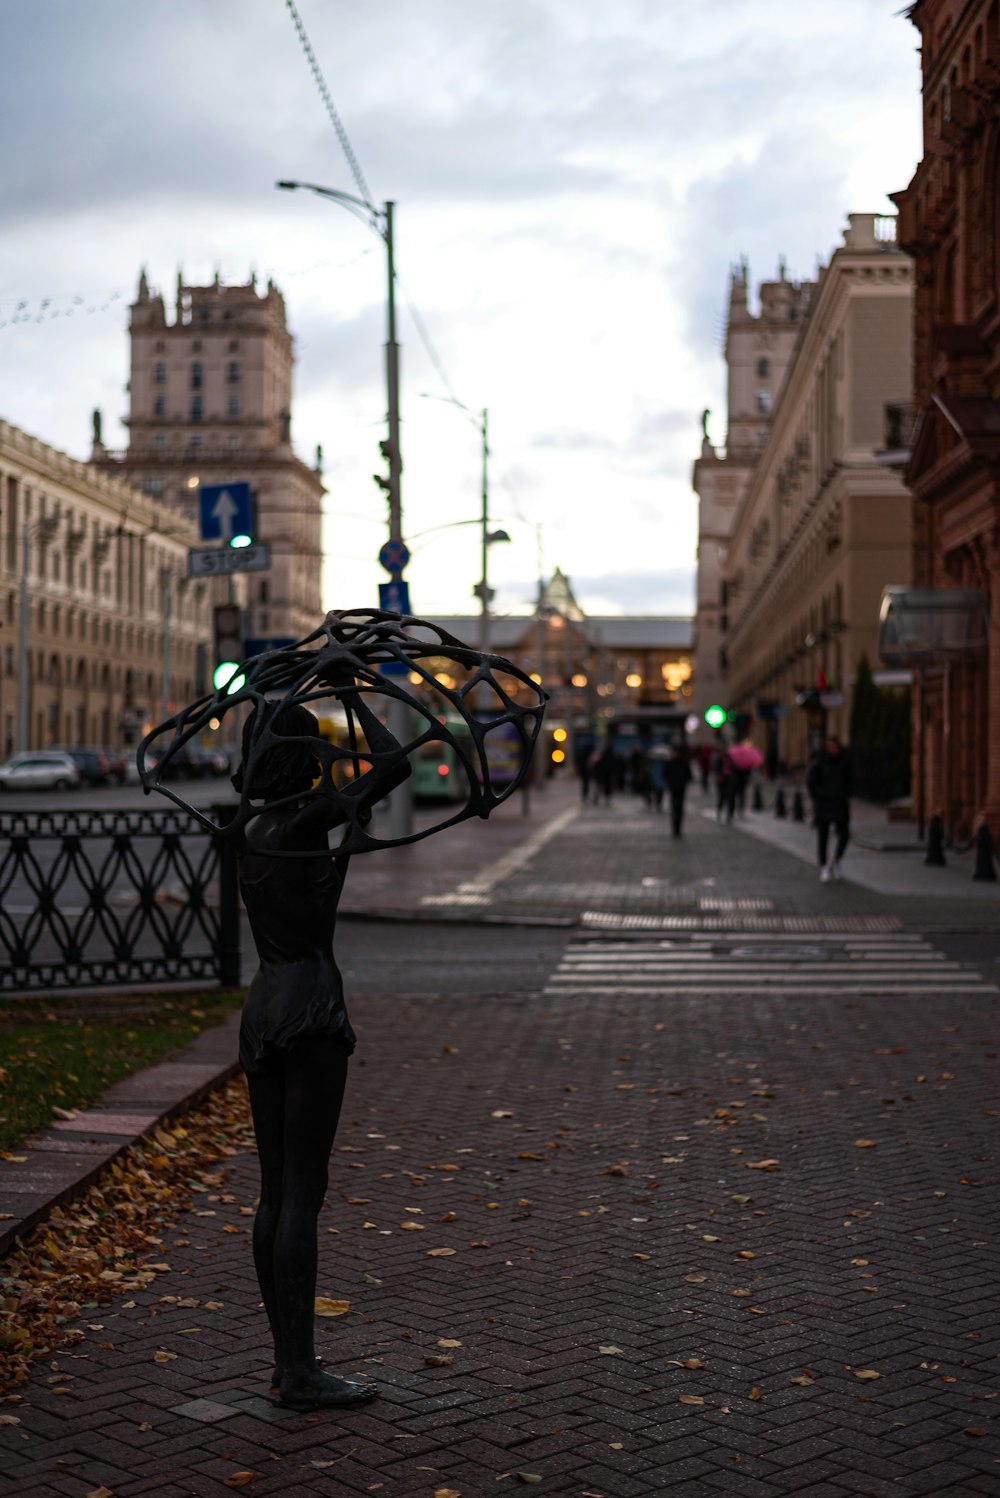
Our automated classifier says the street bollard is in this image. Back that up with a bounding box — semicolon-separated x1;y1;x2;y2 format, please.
792;789;805;822
752;784;764;812
775;788;787;819
973;823;997;882
925;813;946;867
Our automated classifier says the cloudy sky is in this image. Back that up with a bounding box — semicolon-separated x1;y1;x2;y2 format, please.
1;1;921;620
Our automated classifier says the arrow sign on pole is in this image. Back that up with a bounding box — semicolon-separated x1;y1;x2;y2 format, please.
211;490;238;542
198;481;253;544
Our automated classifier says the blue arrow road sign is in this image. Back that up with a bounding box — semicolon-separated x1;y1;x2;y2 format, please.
199;482;253;543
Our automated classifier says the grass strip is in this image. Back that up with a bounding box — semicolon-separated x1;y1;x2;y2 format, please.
0;989;244;1152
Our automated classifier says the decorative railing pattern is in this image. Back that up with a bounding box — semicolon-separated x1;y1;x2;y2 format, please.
0;805;240;993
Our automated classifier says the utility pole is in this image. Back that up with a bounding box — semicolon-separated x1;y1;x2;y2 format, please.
478;407;490;657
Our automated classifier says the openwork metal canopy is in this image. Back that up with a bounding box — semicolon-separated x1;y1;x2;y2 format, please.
138;608;547;853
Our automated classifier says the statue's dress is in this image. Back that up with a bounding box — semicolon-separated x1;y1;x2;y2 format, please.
237;806;356;1076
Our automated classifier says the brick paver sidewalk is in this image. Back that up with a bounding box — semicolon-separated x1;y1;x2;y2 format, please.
3;784;999;1496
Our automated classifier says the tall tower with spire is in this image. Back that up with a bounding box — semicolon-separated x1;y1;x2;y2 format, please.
691;261;812;722
93;268;325;645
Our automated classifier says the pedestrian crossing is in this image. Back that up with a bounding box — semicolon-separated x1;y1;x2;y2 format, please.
543;931;1000;997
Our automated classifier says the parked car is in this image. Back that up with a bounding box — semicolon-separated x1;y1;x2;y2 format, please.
100;746;130;785
52;747;112;787
0;750;82;791
160;743;230;779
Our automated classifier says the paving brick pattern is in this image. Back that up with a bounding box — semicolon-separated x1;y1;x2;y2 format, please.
4;966;999;1497
3;783;999;1496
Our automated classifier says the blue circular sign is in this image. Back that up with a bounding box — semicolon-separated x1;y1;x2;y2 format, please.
379;539;410;575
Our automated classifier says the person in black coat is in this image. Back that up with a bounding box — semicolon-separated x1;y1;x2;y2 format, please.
806;734;852;881
663;744;693;837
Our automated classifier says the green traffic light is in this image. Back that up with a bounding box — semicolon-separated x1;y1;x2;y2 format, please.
704;704;727;729
214;661;246;694
230;533;253;549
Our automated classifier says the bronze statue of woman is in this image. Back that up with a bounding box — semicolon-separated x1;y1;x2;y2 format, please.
139;607;546;1413
231;693;408;1410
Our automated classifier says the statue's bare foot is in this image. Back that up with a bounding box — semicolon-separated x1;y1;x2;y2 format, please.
270;1354;322;1391
278;1367;377;1411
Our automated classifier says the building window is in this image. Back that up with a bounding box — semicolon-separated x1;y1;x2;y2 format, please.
154;394;166;417
190;362;203;390
755;389;771;413
228;339;239;352
757;430;768;449
227;434;240;450
227;361;240;383
190;395;203;422
757;357;770;378
227;393;240;417
155;340;165;353
143;476;163;497
190;434;203;450
154;434;166;450
154;362;166;384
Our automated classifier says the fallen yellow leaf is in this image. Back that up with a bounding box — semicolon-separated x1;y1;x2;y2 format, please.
434;1488;461;1498
400;1221;425;1231
678;1394;705;1406
749;1386;763;1401
223;1476;256;1490
855;1140;877;1149
314;1297;350;1317
745;1159;780;1172
152;1350;177;1363
854;1368;881;1380
427;1247;457;1257
437;1338;463;1348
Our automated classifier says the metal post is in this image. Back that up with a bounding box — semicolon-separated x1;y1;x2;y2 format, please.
213;802;243;987
383;199;412;842
17;519;29;752
479;407;489;658
385;201;402;545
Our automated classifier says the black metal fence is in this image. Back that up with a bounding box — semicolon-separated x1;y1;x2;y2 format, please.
0;804;241;993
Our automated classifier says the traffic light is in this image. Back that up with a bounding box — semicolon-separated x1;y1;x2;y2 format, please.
212;602;245;693
704;704;727;729
373;438;394;498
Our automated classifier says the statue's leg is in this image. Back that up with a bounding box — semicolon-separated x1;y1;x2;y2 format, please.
272;1036;376;1410
246;1064;288;1378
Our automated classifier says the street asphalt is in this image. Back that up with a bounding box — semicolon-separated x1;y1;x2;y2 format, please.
1;775;999;1496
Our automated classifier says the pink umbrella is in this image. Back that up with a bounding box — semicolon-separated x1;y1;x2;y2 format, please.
728;742;764;772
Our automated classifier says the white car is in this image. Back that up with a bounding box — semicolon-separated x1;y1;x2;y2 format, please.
0;750;83;791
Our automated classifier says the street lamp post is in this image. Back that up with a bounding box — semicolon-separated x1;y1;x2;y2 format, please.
277;179;411;839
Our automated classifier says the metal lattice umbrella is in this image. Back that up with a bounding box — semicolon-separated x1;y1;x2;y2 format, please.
138;608;548;853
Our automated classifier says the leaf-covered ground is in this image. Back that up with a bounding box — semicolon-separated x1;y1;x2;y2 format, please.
0;1075;253;1391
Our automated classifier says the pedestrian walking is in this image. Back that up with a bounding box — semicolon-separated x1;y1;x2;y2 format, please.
806;733;852;882
713;748;735;823
663;743;692;836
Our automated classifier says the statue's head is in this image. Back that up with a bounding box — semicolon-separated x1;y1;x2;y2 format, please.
232;702;321;800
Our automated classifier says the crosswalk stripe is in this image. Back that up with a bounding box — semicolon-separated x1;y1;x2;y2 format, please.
545;930;998;997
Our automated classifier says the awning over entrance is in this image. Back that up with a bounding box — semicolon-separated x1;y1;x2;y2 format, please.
877;586;989;665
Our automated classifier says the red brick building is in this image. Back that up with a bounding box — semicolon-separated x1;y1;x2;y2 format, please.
893;0;1000;837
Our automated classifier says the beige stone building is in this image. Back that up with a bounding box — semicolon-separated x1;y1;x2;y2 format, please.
722;215;914;769
692;264;812;722
95;270;324;646
0;419;206;754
